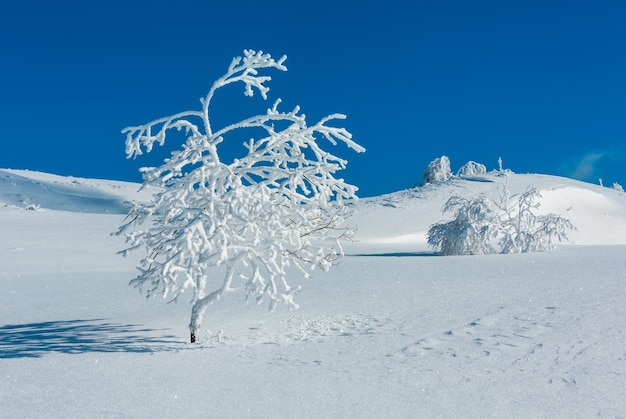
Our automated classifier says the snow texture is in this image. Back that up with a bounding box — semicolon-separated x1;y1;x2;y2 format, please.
1;169;626;418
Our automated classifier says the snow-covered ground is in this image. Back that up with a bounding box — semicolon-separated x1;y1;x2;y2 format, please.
1;168;625;418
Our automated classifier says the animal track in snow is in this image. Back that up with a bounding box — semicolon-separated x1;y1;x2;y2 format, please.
282;314;390;342
207;313;394;348
394;305;562;363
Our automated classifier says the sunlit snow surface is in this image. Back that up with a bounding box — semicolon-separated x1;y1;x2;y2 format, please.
1;169;625;418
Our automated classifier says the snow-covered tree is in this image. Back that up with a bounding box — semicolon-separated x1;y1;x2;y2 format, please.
457;161;487;177
428;185;575;256
613;182;624;192
427;195;498;256
423;156;452;184
116;50;365;343
495;186;575;254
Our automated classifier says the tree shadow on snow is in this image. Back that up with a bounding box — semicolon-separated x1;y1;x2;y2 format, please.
348;251;438;257
0;319;182;359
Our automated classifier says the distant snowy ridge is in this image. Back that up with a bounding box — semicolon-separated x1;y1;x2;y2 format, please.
2;168;625;246
0;169;152;214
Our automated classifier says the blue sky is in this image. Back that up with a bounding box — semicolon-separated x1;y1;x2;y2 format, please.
1;0;625;197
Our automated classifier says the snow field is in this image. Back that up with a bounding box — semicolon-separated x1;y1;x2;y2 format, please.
1;169;625;417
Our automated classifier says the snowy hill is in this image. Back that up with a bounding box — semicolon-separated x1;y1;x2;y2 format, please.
350;171;626;251
1;169;625;418
3;168;624;245
0;169;153;213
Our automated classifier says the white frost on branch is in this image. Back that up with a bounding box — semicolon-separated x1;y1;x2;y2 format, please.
116;49;365;343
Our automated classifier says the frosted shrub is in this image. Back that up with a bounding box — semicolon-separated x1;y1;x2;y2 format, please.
457;161;487;177
496;186;575;254
427;195;498;255
116;50;365;343
613;182;624;192
428;186;575;255
423;156;452;184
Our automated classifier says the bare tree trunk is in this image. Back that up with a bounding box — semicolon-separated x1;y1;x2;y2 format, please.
189;296;210;343
188;266;235;343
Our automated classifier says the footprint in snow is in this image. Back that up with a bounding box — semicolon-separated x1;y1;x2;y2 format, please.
394;305;562;363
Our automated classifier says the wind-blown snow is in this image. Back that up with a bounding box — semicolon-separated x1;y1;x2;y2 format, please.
1;169;625;418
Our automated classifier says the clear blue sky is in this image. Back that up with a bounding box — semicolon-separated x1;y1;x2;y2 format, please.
1;0;625;197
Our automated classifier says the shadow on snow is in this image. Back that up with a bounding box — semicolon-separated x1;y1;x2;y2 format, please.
0;319;182;359
348;251;438;257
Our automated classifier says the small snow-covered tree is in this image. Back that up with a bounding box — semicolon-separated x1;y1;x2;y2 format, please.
116;50;365;343
427;195;498;255
613;182;624;192
428;185;575;255
457;161;487;177
495;186;575;254
423;156;452;184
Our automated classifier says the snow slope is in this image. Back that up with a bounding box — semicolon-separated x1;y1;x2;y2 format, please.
1;169;625;418
350;172;626;251
0;169;154;213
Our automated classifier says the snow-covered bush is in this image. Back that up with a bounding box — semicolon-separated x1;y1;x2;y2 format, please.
116;50;365;343
613;182;624;192
427;195;498;255
428;185;575;255
457;161;487;177
496;186;575;254
423;156;452;184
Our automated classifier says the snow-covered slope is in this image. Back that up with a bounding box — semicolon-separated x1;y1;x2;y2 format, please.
3;168;624;245
350;172;626;251
0;169;152;213
1;169;625;418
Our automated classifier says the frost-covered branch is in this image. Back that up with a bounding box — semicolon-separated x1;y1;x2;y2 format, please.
122;49;287;161
116;50;364;343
